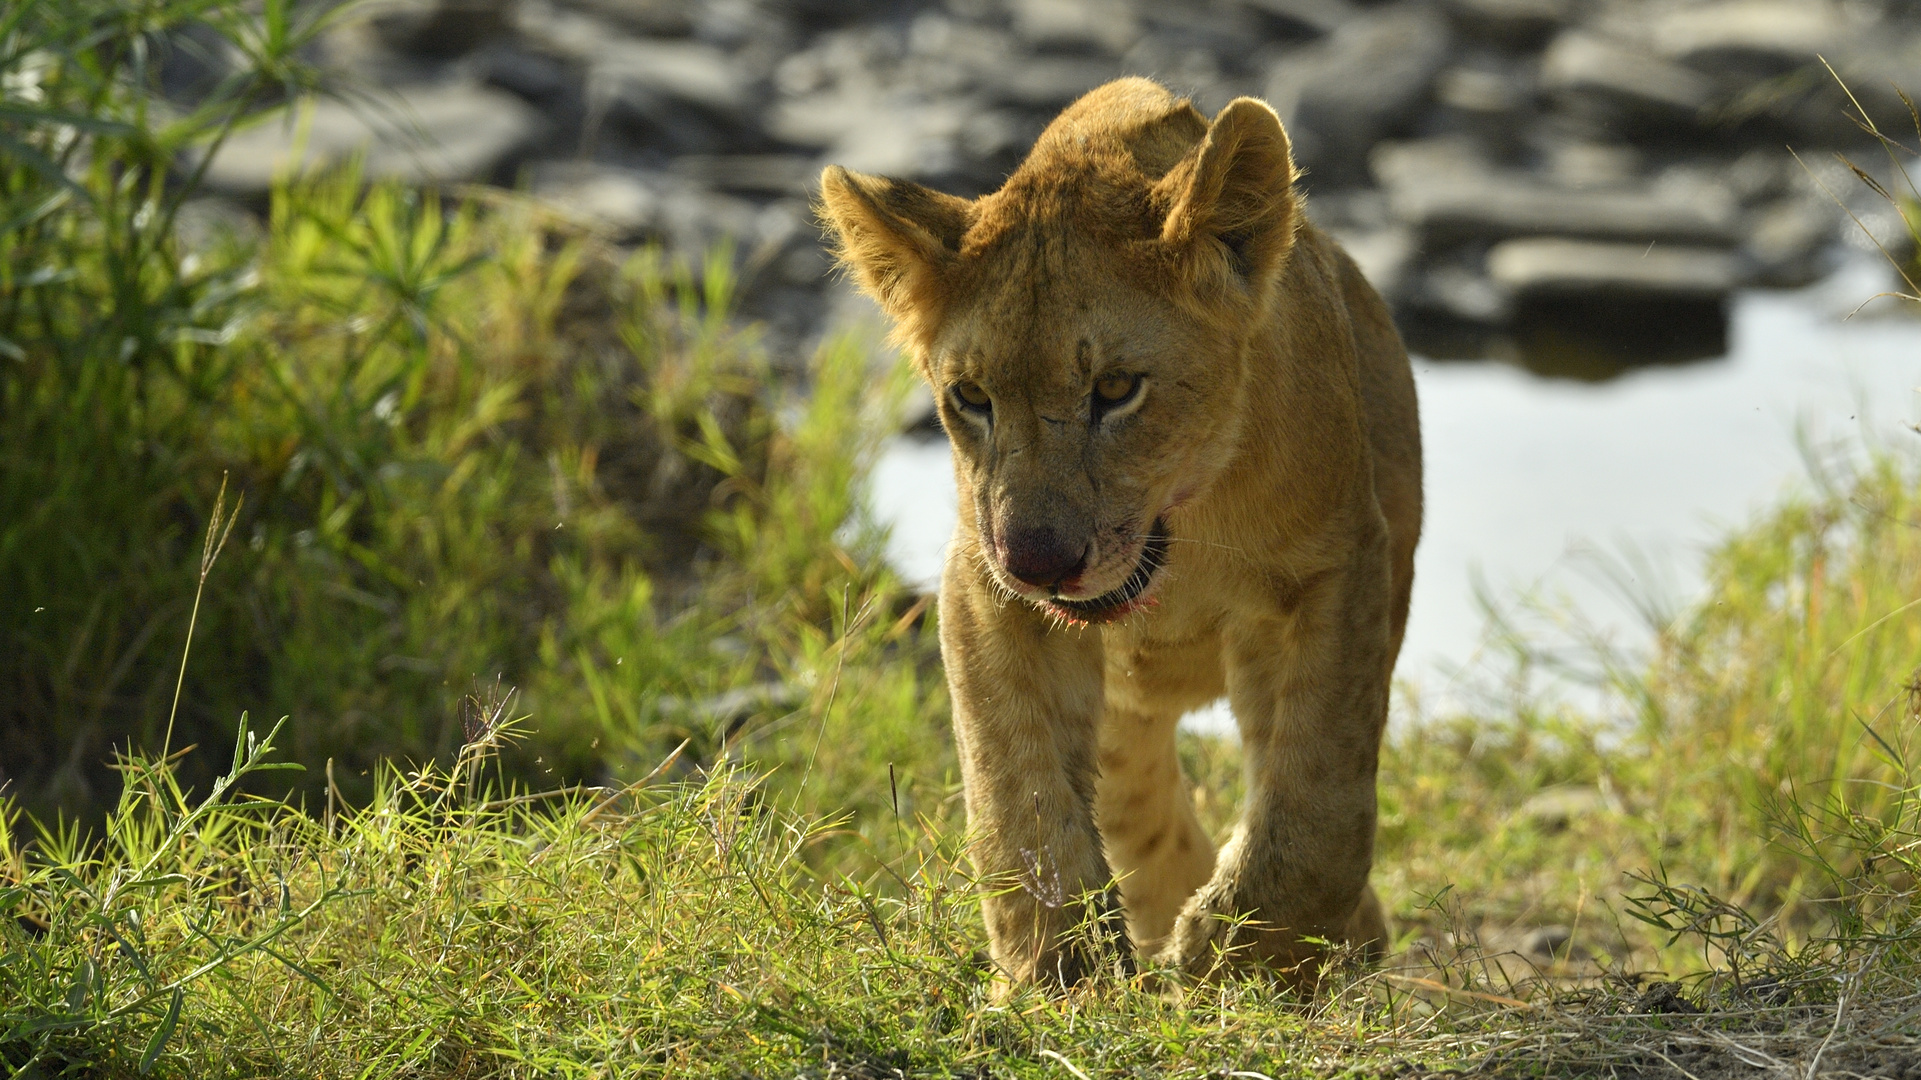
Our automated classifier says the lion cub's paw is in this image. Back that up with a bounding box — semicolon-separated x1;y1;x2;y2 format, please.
1156;881;1243;977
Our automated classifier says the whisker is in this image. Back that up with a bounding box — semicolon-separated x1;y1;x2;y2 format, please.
1133;533;1249;558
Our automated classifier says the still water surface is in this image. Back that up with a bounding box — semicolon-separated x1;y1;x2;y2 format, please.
866;261;1921;731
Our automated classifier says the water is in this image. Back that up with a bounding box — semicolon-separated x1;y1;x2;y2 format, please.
866;260;1921;732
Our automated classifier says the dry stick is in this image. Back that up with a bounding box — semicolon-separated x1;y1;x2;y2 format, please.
1806;945;1884;1080
162;473;241;759
1038;1049;1094;1080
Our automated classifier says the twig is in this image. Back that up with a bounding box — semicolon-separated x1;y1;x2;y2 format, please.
1384;972;1536;1010
1039;1048;1094;1080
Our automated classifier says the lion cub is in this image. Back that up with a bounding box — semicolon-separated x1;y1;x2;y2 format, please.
819;78;1422;987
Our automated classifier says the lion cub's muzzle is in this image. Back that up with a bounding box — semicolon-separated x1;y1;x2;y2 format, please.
998;524;1089;590
992;518;1171;625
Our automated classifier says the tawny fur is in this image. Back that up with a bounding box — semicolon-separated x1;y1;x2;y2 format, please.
819;78;1422;988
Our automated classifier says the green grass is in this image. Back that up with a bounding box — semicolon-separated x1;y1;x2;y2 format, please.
6;0;1921;1074
4;467;1921;1075
0;0;924;824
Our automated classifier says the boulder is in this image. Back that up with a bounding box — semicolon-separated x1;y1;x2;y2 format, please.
1434;66;1527;117
1394;176;1741;247
1742;195;1843;287
768;90;988;178
551;0;695;36
988;56;1124;107
1374;136;1742;249
1649;0;1852;81
528;161;797;262
529;161;661;236
1540;31;1717;136
369;0;516;57
518;2;755;112
1538;139;1645;189
1265;3;1453;185
669;154;819;195
199;82;543;193
1370;136;1491;189
1440;0;1569;50
1486;237;1739;299
1008;0;1140;54
1761;31;1921;146
1239;0;1357;39
1482;241;1733;375
1326;227;1416;295
1404;261;1510;323
585;38;748;115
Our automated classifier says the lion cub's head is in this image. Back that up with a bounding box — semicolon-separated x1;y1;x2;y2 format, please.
819;78;1302;624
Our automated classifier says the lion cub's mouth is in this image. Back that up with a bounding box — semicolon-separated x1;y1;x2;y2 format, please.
1041;519;1169;624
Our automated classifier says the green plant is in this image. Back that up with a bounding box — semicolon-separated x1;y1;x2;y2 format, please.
0;0;932;821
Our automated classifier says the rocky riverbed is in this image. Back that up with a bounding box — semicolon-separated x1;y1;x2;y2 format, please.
182;0;1921;377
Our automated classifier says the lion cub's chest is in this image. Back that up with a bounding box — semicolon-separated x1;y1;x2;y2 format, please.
1101;609;1229;719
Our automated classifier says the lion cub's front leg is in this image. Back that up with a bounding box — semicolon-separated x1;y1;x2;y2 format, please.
940;567;1124;988
1161;521;1394;980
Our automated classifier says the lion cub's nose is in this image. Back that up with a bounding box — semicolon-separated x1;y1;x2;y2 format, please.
1000;526;1088;589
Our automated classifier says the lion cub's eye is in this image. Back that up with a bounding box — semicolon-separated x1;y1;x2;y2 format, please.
952;381;992;413
1092;372;1143;413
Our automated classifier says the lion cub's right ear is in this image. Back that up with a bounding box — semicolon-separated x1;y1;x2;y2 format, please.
818;166;976;347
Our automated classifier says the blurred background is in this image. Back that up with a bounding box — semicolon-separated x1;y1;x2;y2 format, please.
6;0;1921;818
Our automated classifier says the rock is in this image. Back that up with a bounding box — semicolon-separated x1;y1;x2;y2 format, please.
568;35;764;153
528;161;794;260
587;38;748;115
1328;227;1416;296
1239;0;1358;39
1649;0;1853;81
1138;4;1271;57
476;42;575;107
1519;924;1578;961
1009;0;1141;54
1743;195;1843;287
369;0;516;57
1388;171;1743;249
518;2;756;111
1401;259;1511;324
1434;65;1528;117
1440;0;1569;50
990;56;1124;108
669;154;819;195
199;82;543;193
1538;139;1645;189
1489;238;1738;299
1540;31;1717;136
769;91;987;178
1635;981;1702;1015
1766;32;1921;146
1266;3;1454;184
1517;784;1612;830
1370;135;1490;189
530;161;661;235
1721;148;1797;206
552;0;695;36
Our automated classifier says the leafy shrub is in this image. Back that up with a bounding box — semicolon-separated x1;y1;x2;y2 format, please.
0;0;925;822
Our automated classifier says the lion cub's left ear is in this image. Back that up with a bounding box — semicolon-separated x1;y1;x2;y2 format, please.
818;166;977;347
1154;97;1300;295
